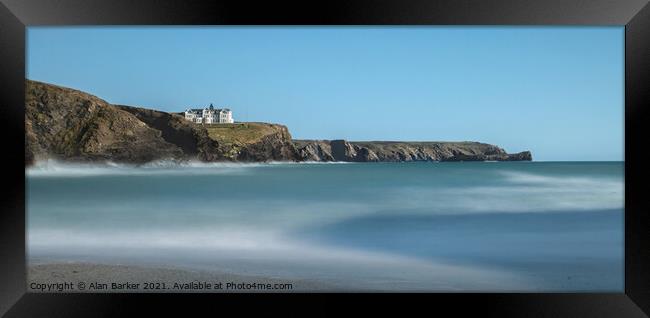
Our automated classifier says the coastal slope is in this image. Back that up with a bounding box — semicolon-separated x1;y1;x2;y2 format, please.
115;106;300;162
25;80;531;165
25;80;299;165
26;80;185;165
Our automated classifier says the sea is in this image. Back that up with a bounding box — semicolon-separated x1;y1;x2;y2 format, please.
26;160;624;291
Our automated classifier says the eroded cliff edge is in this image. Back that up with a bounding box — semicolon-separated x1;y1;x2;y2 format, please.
25;80;531;166
294;140;532;162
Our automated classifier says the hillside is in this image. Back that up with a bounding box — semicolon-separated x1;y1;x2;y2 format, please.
25;80;299;165
116;107;299;162
25;80;531;165
25;80;185;165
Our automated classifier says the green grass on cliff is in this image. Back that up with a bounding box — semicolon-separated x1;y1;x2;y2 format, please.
203;122;282;147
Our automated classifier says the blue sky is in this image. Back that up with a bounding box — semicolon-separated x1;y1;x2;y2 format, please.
27;27;623;161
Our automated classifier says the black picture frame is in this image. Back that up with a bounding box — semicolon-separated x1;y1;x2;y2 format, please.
1;0;649;316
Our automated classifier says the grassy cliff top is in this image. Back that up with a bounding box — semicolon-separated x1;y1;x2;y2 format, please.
202;122;289;147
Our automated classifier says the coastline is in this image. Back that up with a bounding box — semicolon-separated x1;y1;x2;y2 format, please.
26;80;532;166
28;262;338;293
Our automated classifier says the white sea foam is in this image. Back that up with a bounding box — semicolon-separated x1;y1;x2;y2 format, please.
268;160;352;165
28;227;529;290
26;159;354;177
389;170;623;214
26;159;268;177
27;200;374;232
29;228;286;251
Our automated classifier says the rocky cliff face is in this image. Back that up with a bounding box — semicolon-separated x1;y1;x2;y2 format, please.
294;140;532;162
115;107;301;162
25;80;298;165
115;105;223;162
235;124;301;162
26;80;185;165
25;80;532;165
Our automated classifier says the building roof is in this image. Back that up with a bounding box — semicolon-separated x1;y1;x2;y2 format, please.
186;106;232;115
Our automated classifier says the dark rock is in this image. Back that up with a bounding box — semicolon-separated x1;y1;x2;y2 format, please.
25;80;185;165
294;140;532;162
504;151;533;161
236;126;301;162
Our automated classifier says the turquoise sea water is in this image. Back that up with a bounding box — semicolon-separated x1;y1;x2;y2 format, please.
27;161;624;291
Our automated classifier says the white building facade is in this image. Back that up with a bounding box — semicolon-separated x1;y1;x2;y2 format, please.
184;104;234;124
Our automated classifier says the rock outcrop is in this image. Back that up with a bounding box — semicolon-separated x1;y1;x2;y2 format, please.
234;124;301;162
294;140;532;162
25;80;532;166
26;80;185;165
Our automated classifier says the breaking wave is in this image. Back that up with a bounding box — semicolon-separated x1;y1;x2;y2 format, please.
388;170;623;214
26;159;353;177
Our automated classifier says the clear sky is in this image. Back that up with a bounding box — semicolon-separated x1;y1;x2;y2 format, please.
27;27;623;161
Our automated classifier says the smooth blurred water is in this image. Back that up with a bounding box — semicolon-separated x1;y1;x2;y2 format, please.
26;161;624;291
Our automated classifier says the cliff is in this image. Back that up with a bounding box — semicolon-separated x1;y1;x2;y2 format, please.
115;107;300;162
25;80;299;165
26;80;185;165
25;80;531;165
294;140;532;162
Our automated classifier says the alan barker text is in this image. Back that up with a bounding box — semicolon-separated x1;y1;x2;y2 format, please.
29;281;294;292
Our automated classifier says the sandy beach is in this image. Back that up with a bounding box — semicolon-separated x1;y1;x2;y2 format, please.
28;262;338;293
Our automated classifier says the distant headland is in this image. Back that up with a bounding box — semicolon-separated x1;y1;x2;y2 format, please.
25;80;532;166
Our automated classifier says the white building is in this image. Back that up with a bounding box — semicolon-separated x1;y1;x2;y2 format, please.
184;104;234;124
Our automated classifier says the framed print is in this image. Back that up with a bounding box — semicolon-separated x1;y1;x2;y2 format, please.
1;0;649;316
